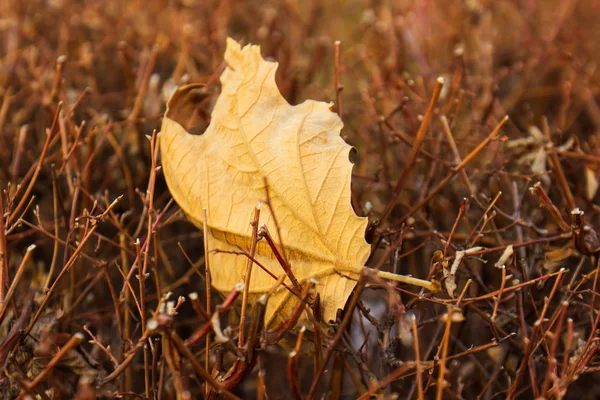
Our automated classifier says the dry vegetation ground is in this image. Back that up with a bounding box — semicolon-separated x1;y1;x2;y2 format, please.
1;0;600;399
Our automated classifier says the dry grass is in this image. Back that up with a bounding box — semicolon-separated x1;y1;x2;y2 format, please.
1;0;600;398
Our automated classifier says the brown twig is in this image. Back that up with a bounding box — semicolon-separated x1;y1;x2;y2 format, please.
507;268;567;399
396;116;509;226
334;40;343;118
8;102;63;225
287;326;306;400
412;316;424;400
184;284;244;347
240;203;261;346
381;77;445;222
202;207;212;386
532;182;570;232
167;329;240;400
0;192;8;305
436;307;453;400
306;271;369;399
259;225;303;293
25;196;122;336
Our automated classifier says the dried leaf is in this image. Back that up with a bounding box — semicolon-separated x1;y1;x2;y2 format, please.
543;244;575;272
160;39;434;328
495;245;514;269
585;167;598;200
443;247;482;297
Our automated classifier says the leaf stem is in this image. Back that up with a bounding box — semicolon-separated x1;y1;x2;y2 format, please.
371;269;439;292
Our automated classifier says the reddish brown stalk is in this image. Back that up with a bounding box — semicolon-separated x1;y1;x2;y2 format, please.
466;191;501;247
188;292;211;322
48;55;66;102
64;268;105;316
507;268;567;399
553;148;600;164
383;118;450;163
202;207;211;392
491;266;507;322
543;118;576;211
259;225;303;293
287;326;306;400
571;259;600;378
257;365;266;400
264;283;311;344
16;219;102;265
139;130;159;399
358;340;502;399
25;196;122;336
306;273;368;399
119;198;173;295
16;333;85;400
210;294;267;397
453;233;572;258
412;317;424;400
129;45;159;122
436;307;453;400
240;203;261;346
455;279;472;307
0;244;34;324
381;77;445;222
532;182;570;232
162;328;188;399
334;40;343;118
571;209;599;256
167;329;240;400
561;318;574;379
0;87;12;134
443;198;467;257
541;301;568;396
83;325;119;367
101;265;124;340
436;269;567;304
8;102;63;225
0;299;32;370
397;116;509;225
10;124;28;182
184;285;243;346
43;167;61;292
0;192;8;304
219;248;299;296
101;339;148;385
119;232;133;394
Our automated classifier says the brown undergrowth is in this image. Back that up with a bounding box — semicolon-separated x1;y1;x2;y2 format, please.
1;0;600;398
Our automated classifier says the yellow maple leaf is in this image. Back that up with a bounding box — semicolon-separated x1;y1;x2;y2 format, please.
160;38;435;329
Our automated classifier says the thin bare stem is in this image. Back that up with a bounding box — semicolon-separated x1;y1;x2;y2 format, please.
8;102;62;225
334;40;343;118
0;192;8;304
240;203;261;346
381;77;445;222
436;307;453;400
17;333;85;399
491;266;507;322
0;244;35;324
397;116;509;225
412;317;424;400
202;207;211;387
167;330;240;400
287;326;306;400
